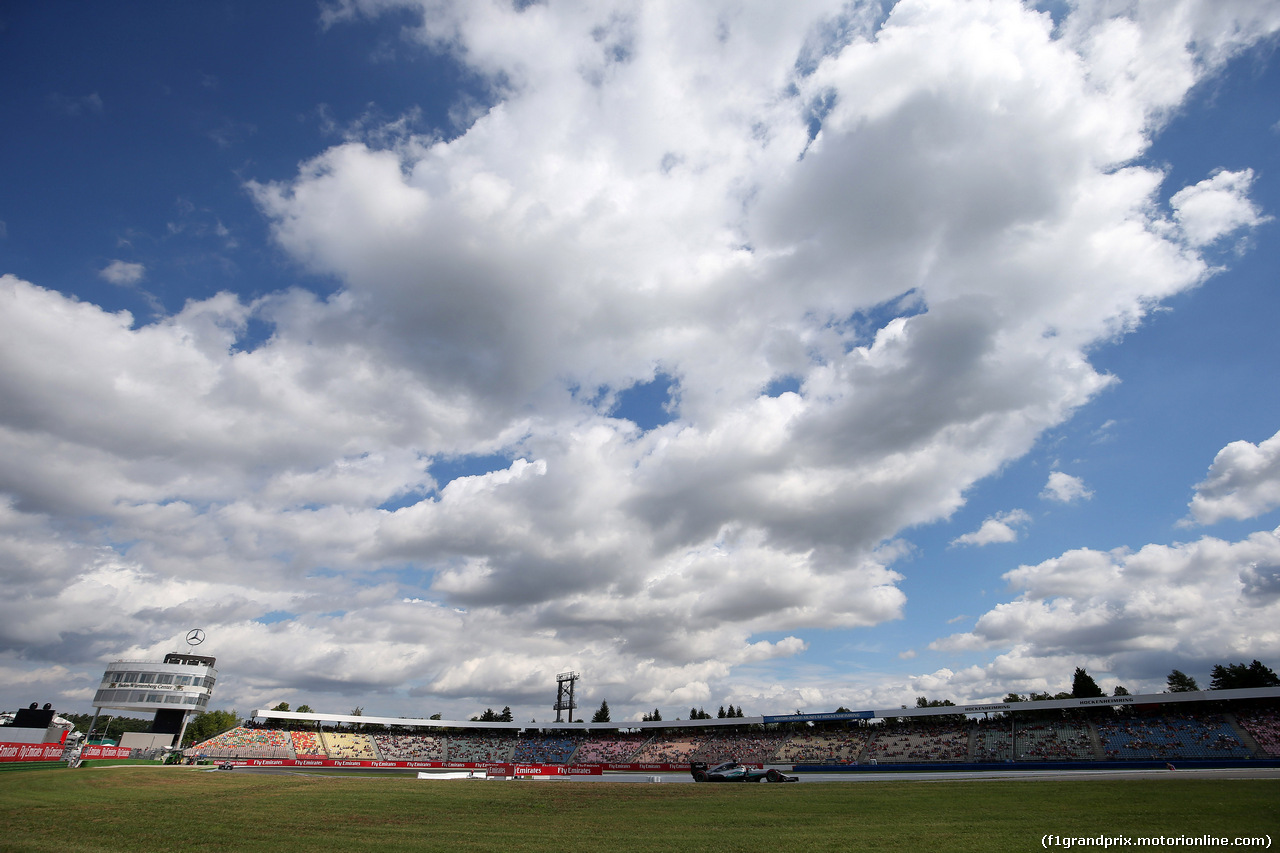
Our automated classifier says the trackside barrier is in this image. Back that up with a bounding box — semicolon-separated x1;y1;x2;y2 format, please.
483;764;585;778
793;758;1280;773
0;743;69;762
0;743;140;765
80;745;133;760
0;742;160;765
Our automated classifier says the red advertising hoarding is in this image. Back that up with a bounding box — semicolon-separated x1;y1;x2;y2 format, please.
0;742;66;762
80;745;133;760
0;742;137;763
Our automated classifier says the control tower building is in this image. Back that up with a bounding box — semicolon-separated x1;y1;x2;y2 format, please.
88;630;218;749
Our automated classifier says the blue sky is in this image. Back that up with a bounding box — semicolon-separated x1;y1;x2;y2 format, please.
1;0;1279;722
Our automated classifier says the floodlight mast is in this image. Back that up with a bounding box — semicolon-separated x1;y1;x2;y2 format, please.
553;671;579;723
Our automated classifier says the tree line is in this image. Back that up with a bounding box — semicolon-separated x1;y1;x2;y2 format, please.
1165;660;1279;693
593;702;747;724
986;660;1279;706
901;660;1279;724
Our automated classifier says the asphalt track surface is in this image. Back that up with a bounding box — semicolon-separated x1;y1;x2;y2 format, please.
225;766;1280;783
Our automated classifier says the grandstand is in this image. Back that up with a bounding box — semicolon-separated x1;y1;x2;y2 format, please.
320;731;377;759
372;734;446;761
974;720;1097;762
689;731;788;764
866;725;970;763
1236;709;1280;757
771;730;870;764
631;734;699;764
175;686;1280;772
571;733;649;764
190;726;293;759
188;711;1276;768
290;730;325;758
446;734;515;763
187;707;1280;769
1096;714;1252;761
512;734;583;764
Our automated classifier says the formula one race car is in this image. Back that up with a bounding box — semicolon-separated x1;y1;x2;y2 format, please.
690;761;798;783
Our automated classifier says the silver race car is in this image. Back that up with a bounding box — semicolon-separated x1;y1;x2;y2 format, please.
690;760;798;782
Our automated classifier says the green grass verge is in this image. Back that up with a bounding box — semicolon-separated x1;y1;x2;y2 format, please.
0;761;65;773
0;769;1275;852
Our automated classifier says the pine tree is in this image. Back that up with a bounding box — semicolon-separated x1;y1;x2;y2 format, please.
1210;660;1280;690
592;700;611;723
1166;669;1199;692
1071;667;1105;698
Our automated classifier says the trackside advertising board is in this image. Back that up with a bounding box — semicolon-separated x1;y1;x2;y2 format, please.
0;742;66;762
81;745;133;760
0;743;138;763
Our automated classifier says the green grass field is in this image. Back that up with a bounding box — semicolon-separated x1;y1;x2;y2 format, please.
0;768;1276;852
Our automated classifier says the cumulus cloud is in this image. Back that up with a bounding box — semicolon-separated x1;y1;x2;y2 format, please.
930;527;1280;697
99;260;146;286
924;434;1280;701
1041;471;1093;503
2;0;1277;717
1187;428;1280;524
1170;169;1270;248
951;509;1032;548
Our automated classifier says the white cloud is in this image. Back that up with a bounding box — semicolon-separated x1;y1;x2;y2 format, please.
2;0;1277;717
930;526;1280;697
951;509;1032;548
1187;428;1280;524
1170;169;1271;248
99;260;146;286
1041;471;1093;503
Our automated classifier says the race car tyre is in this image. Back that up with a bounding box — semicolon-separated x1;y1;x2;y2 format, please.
766;769;782;783
693;770;708;782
